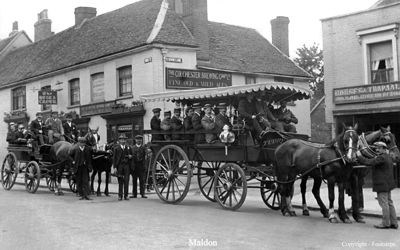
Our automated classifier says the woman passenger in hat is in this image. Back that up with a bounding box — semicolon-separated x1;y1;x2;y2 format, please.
356;141;398;229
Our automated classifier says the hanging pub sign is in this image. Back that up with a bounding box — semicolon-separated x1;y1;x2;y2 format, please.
333;81;400;104
166;68;232;89
38;90;57;105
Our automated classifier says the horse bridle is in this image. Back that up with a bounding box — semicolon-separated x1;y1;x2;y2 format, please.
381;131;398;151
342;129;358;162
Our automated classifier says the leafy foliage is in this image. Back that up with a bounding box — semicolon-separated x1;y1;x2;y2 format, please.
293;43;324;100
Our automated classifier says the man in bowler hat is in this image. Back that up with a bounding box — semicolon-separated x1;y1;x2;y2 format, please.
130;135;148;198
70;137;93;200
113;134;133;200
63;114;78;143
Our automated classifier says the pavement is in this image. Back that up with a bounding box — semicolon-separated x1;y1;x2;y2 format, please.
9;173;400;220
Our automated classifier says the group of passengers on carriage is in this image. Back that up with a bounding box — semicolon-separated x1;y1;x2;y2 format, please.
5;111;91;152
149;92;298;144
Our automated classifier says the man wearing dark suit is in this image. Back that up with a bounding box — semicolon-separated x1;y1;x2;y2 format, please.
171;108;183;140
70;137;93;200
215;103;232;133
130;135;147;198
63;114;78;143
6;122;17;144
192;103;204;143
150;108;163;141
30;112;46;145
238;94;265;138
113;134;133;201
183;106;194;140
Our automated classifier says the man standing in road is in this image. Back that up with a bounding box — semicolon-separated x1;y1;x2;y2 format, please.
357;141;398;229
130;135;147;199
70;137;93;200
113;134;133;201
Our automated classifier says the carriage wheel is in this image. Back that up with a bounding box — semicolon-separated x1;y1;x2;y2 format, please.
24;161;40;193
68;176;77;193
46;176;56;192
1;153;19;190
260;175;281;210
197;161;220;202
214;163;247;211
152;145;191;204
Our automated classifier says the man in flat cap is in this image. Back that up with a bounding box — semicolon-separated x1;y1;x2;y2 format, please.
183;106;194;140
63;114;78;143
113;134;133;200
45;111;65;144
151;108;163;141
215;103;232;133
171;108;183;140
161;111;172;140
201;104;217;143
192;103;204;143
70;136;93;200
130;135;147;198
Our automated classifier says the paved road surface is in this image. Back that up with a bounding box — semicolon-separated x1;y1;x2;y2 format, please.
0;185;398;250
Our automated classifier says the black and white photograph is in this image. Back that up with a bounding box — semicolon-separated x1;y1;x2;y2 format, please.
0;0;399;249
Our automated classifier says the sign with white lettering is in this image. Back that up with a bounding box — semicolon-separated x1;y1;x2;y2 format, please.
333;82;400;104
166;68;232;89
165;57;182;63
38;90;57;105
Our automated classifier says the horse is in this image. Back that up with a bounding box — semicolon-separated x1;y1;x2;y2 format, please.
85;130;115;196
299;126;400;221
49;141;75;194
274;124;359;223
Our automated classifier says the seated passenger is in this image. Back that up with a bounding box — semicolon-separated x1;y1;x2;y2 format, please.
215;103;232;133
238;93;267;139
171;108;183;140
150;108;163;141
201;104;217;143
183;106;194;140
274;101;298;133
63;114;78;143
161;111;172;141
14;124;28;145
192;103;204;143
255;94;284;132
45;111;65;144
30;112;46;145
6;122;17;144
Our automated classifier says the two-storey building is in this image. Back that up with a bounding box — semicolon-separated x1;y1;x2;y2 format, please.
0;0;310;157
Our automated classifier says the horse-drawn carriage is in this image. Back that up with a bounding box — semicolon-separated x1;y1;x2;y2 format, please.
141;82;310;210
1;144;76;193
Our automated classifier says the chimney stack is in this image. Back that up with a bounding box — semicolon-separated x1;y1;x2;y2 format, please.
74;7;97;26
34;9;53;42
9;21;19;37
181;0;209;61
271;16;290;56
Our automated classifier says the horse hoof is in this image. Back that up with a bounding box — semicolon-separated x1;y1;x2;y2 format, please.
281;209;290;216
289;211;297;217
303;210;310;216
105;193;109;197
329;217;339;223
323;213;329;218
97;193;101;197
342;218;352;224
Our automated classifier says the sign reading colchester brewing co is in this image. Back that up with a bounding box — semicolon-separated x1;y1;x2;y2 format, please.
166;68;232;89
333;82;400;104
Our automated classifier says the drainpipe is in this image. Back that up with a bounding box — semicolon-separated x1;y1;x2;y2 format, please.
161;47;168;110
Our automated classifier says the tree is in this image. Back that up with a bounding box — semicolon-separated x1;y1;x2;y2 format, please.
293;43;324;103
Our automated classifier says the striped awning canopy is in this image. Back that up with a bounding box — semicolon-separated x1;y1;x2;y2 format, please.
140;82;310;105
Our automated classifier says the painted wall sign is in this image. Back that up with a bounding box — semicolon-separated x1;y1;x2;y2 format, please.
165;57;182;63
166;68;232;89
80;101;115;117
38;90;57;105
333;82;400;104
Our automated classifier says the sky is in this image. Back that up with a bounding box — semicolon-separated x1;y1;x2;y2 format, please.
0;0;378;58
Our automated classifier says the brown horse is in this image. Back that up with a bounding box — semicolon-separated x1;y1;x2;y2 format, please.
49;141;75;194
274;124;359;223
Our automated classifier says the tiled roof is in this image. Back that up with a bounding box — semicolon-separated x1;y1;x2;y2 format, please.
0;0;196;87
199;22;310;78
0;34;16;53
370;0;400;8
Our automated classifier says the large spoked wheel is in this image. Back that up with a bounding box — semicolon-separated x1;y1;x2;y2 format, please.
24;161;40;193
214;163;247;211
197;161;220;202
260;175;281;210
46;176;56;192
152;145;191;204
1;153;19;190
68;176;77;193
